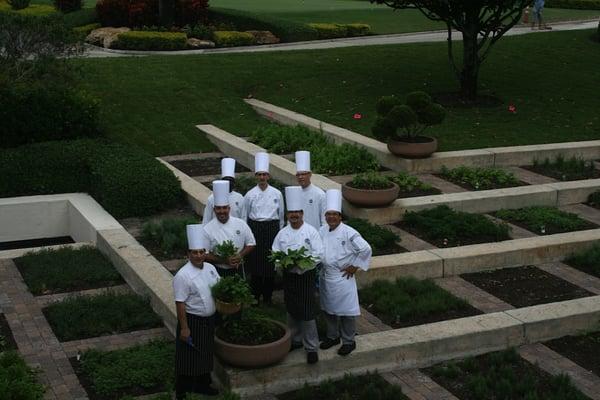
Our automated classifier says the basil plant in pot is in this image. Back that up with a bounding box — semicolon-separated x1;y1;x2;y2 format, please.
372;91;446;158
210;274;255;315
342;172;399;208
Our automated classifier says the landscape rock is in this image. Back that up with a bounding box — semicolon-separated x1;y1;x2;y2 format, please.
86;27;130;48
245;30;280;45
186;38;216;49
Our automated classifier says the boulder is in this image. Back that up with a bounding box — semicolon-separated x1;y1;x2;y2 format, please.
86;27;130;48
186;38;216;49
245;30;280;45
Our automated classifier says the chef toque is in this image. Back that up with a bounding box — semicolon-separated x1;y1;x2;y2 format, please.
186;224;209;250
221;158;236;178
212;180;230;207
295;151;311;173
255;152;269;173
325;189;342;213
285;186;303;212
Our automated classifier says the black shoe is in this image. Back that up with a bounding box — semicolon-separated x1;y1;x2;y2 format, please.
289;341;303;352
337;342;356;356
307;351;319;364
319;337;341;350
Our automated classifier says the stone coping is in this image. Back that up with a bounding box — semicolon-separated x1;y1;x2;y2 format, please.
245;98;600;173
157;158;211;216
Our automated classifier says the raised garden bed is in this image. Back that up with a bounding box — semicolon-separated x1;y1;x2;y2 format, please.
345;218;406;256
564;244;600;278
438;165;526;191
424;348;589;400
359;277;481;329
278;372;407;400
14;246;124;295
494;206;597;235
43;292;163;341
71;340;173;400
389;172;441;198
461;266;593;308
545;331;600;377
139;217;198;261
587;190;600;210
397;205;511;247
169;157;250;177
524;155;600;181
0;313;18;351
0;236;74;251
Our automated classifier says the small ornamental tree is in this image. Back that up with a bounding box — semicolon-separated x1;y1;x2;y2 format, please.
372;91;445;143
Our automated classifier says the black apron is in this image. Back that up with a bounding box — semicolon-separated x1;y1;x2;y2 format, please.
246;219;279;277
283;268;318;321
175;313;215;376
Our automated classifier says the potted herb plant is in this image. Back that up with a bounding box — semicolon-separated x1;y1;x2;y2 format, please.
342;172;399;207
210;275;254;315
372;91;446;158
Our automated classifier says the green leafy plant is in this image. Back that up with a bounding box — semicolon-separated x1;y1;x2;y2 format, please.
495;206;592;235
216;309;284;345
269;247;317;271
0;351;45;400
141;217;197;259
250;124;327;155
388;171;438;193
565;244;600;278
372;91;446;141
531;155;598;181
345;218;401;256
440;165;520;190
213;240;238;259
588;190;600;208
347;172;395;190
311;143;379;175
182;23;213;39
211;275;255;305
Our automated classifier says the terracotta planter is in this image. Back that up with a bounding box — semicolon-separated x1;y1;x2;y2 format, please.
387;136;438;158
215;299;241;315
214;319;291;368
342;182;399;208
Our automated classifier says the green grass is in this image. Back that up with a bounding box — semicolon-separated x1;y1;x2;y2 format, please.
43;292;163;341
76;29;600;156
565;244;600;278
495;206;593;235
0;351;46;400
14;246;123;295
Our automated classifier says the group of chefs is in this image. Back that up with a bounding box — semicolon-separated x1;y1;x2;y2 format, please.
172;150;372;398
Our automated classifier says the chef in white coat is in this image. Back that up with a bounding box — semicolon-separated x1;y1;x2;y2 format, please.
319;189;371;356
295;150;326;230
203;158;246;224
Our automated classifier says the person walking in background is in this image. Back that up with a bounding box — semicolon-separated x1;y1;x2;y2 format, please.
203;158;246;223
532;0;552;30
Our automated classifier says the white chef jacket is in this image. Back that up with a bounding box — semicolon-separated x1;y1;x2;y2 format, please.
203;216;256;270
319;223;371;316
244;185;285;229
301;184;326;229
202;191;246;224
272;222;324;274
173;261;220;316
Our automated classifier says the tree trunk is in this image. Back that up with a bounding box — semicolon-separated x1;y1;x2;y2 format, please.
159;0;175;27
460;25;480;100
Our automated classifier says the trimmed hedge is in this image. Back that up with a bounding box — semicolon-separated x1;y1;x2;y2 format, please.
212;30;255;47
113;31;188;50
0;1;55;15
546;0;600;9
345;23;371;36
73;22;101;37
308;23;348;39
0;139;182;218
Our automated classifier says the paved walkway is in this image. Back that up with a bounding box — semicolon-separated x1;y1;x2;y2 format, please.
83;19;599;58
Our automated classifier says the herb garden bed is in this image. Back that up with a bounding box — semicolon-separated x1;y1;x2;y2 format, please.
389;172;442;198
359;278;481;329
523;156;600;181
138;217;198;261
545;331;600;377
437;166;527;191
169;157;250;177
0;236;74;251
14;246;124;295
345;218;406;256
564;244;600;278
424;348;590;400
0;313;17;351
461;266;593;308
494;206;597;235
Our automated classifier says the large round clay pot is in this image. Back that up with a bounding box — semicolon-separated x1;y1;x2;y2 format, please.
342;182;399;208
215;299;241;315
387;136;438;158
214;319;291;368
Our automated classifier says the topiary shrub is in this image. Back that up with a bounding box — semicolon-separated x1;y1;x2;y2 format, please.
344;23;371;36
6;0;30;10
112;30;187;50
53;0;82;13
308;23;348;39
212;30;255;47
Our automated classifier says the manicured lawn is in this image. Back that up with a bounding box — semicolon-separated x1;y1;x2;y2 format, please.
77;29;600;156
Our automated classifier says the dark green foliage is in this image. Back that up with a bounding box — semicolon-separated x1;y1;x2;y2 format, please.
311;143;379;175
565;244;600;278
345;218;400;256
62;8;97;28
7;0;30;10
141;217;197;259
546;0;600;9
216;309;285;345
284;372;407;400
0;351;45;400
44;292;163;341
403;205;511;247
78;340;173;398
440;165;520;190
182;23;212;39
532;155;598;181
250;124;327;154
588;190;600;207
495;206;591;234
53;0;82;13
345;23;371;36
388;171;437;193
211;275;255;304
347;172;395;190
113;31;188;51
360;277;472;327
212;30;256;47
375;95;401;116
0;139;182;218
308;23;348;39
14;246;123;295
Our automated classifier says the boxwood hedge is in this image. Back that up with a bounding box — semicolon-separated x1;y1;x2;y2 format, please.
112;31;188;51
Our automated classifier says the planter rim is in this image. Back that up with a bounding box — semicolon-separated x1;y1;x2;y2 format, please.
215;319;290;350
343;181;399;193
390;135;436;143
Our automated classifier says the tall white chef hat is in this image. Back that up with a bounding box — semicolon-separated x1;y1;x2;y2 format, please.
285;186;303;212
295;151;311;173
186;224;209;250
221;158;236;178
325;189;342;213
212;180;230;207
255;152;269;174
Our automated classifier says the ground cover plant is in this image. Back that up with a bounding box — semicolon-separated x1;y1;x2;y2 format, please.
278;371;408;400
462;265;592;308
345;218;403;256
0;314;18;351
140;217;197;260
388;171;441;197
589;190;600;209
216;307;285;345
74;339;173;399
43;291;163;341
545;331;600;377
250;124;327;155
14;246;123;295
425;348;589;400
0;351;46;400
564;244;600;278
399;205;511;247
494;206;595;235
526;155;600;181
439;165;521;190
359;277;480;328
170;156;249;176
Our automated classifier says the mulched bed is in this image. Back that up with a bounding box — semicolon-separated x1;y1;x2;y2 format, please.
170;158;249;177
433;174;528;191
395;221;508;248
398;187;442;198
522;165;600;181
0;236;74;251
461;266;593;308
0;314;18;351
364;303;482;329
545;331;600;377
